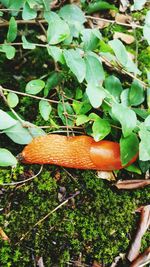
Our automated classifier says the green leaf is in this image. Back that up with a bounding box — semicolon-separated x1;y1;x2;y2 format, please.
4;121;45;144
73;100;92;115
7;17;17;42
125;164;141;175
92;118;111;141
85;54;105;85
22;1;37;20
44;72;63;97
7;92;19;108
87;1;118;14
25;79;45;95
81;29;101;51
0;110;17;130
76;115;89;126
120;89;129;106
64;49;86;83
58;102;74;126
112;103;137;137
59;4;86;24
125;57;141;75
109;39;128;66
120;133;139;166
104;75;123;102
2;44;15;59
47;46;65;64
143;25;150;45
132;0;147;11
129;80;144;106
0;148;17;167
144;115;150;130
45;11;70;44
22;36;36;49
147;88;150;110
86;84;106;108
39;100;52;121
139;128;150;161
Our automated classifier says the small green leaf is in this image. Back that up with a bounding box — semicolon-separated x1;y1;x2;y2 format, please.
85;54;105;85
76;115;89;126
47;46;65;64
86;84;106;108
104;75;122;102
81;28;101;51
87;1;117;14
73;100;92;115
112;103;137;137
22;1;37;20
2;44;16;59
59;4;86;24
7;17;17;42
120;89;129;106
58;102;74;126
64;49;86;83
44;72;63;97
25;79;45;95
120;133;139;166
132;0;147;11
143;24;150;45
125;164;141;175
144;115;150;130
0;148;17;167
109;39;128;66
7;92;19;108
0;110;17;130
129;80;144;106
139;128;150;161
92;118;111;141
39;100;52;121
4;121;45;144
45;11;70;44
22;36;36;49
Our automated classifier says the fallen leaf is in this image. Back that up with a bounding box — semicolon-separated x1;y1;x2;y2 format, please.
36;35;47;43
0;227;10;242
130;247;150;267
92;260;103;267
92;14;109;29
113;32;135;44
37;256;45;267
127;205;150;262
115;179;150;189
97;171;116;181
115;13;132;24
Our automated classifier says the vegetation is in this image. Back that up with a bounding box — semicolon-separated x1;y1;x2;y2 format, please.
0;0;150;266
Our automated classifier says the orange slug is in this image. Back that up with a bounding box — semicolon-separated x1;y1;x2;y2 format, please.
19;135;138;171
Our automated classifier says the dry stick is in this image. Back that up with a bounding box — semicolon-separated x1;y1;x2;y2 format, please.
59;87;72;137
99;55;148;88
86;15;144;29
18;191;80;243
0;165;43;186
1;86;60;104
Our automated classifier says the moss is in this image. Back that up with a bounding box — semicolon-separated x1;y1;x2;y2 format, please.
0;168;149;266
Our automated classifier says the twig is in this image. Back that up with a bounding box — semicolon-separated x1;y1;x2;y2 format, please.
1;86;60;104
17;191;80;243
86;15;143;29
100;55;148;88
0;165;43;186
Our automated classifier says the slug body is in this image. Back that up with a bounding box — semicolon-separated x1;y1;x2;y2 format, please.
21;135;138;171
